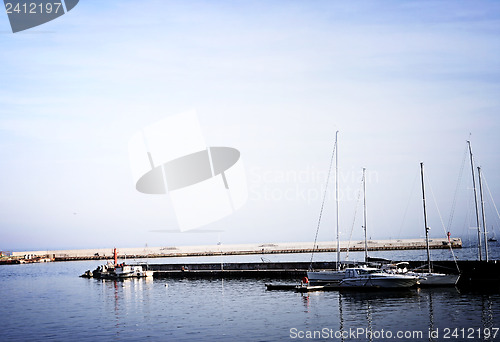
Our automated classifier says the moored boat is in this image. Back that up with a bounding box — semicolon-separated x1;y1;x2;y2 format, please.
339;267;419;289
80;248;153;279
382;262;460;287
307;270;345;285
307;132;346;284
414;163;461;286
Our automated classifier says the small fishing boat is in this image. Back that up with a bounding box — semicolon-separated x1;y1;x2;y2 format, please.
80;248;153;279
113;263;154;279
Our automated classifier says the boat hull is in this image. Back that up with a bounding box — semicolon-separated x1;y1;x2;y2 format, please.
340;276;418;288
307;271;344;285
413;273;460;286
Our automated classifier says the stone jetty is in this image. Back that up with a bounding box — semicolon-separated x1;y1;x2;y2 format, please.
11;238;461;261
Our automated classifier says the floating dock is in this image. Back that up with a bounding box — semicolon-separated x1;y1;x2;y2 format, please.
10;238;462;262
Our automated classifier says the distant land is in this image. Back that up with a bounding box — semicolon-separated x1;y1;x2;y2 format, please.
7;238;461;261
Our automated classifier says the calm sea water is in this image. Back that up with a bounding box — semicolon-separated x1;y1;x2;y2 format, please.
1;246;499;342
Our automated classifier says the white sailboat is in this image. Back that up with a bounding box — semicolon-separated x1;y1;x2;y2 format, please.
488;230;497;242
307;131;345;285
336;170;419;289
409;162;460;286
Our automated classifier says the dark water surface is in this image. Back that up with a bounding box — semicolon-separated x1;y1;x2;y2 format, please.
1;251;500;341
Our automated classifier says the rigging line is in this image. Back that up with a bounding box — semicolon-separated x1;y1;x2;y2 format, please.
345;172;364;261
462;190;474;246
483;175;500;222
447;142;468;231
485;199;500;228
309;136;337;271
484;195;500;237
397;168;420;239
426;172;460;272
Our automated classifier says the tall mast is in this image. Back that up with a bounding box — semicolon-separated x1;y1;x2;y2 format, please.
335;131;340;271
477;166;489;261
467;140;482;261
420;162;432;273
362;168;368;263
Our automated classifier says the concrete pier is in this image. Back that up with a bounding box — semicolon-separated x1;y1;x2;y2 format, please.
11;238;461;261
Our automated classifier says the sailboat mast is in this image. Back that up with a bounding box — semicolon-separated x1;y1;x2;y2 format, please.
363;168;368;262
467;140;483;261
335;131;340;271
420;162;432;274
477;166;489;262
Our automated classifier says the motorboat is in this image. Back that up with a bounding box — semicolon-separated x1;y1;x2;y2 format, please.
83;262;153;279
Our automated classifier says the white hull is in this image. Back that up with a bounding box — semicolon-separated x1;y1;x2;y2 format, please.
339;267;419;289
307;270;345;284
412;273;460;286
97;264;154;279
340;276;418;288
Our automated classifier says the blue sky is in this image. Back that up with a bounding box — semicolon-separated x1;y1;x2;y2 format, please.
1;1;500;251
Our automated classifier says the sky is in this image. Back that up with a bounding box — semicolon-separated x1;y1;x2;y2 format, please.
1;1;500;251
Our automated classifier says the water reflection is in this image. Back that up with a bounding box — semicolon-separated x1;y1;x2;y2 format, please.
339;289;420;341
481;294;495;340
96;278;155;340
339;293;344;342
297;287;499;342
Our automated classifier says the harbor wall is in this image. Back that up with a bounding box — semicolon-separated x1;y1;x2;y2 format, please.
143;259;500;289
11;238;461;261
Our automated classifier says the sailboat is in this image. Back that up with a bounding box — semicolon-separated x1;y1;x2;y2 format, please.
306;146;417;289
307;131;345;285
467;140;489;261
488;229;497;242
336;168;419;289
408;163;460;286
339;266;419;288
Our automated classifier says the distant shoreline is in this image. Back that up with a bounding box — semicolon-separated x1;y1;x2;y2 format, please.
5;238;461;262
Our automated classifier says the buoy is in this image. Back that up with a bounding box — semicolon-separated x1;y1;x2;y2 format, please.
301;277;309;284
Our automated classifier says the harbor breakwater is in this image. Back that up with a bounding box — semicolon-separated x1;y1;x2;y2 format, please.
10;238;461;262
143;259;499;289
